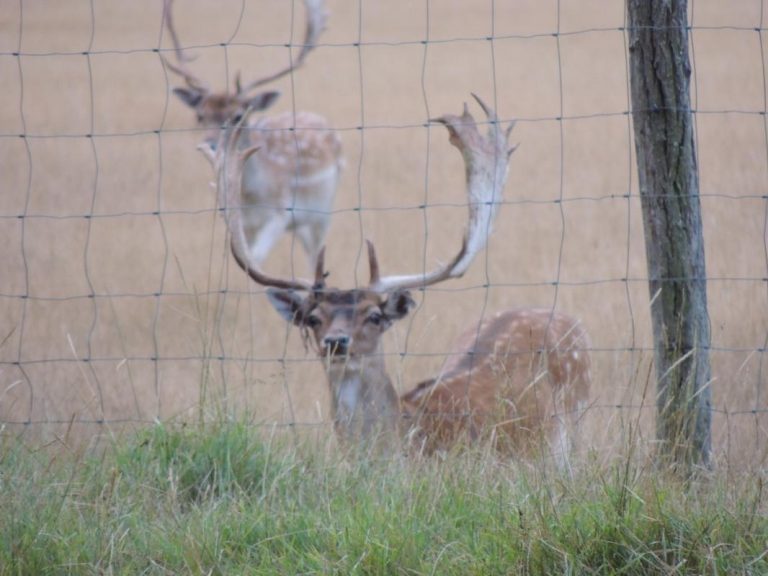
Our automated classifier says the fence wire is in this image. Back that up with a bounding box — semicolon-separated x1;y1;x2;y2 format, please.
0;0;767;465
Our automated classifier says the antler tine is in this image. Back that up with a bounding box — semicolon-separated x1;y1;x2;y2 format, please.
203;109;314;291
162;0;210;93
236;0;328;95
368;95;515;294
367;240;380;285
313;246;327;288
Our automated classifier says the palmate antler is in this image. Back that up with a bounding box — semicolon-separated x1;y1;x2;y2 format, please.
203;95;515;295
367;94;517;293
162;0;327;100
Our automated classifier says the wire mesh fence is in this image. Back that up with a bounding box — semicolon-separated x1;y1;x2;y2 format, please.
0;0;767;466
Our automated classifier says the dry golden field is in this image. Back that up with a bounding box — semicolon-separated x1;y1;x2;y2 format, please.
1;0;767;465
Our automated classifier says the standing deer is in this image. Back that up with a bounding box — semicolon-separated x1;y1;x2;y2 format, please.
201;95;591;463
163;0;343;269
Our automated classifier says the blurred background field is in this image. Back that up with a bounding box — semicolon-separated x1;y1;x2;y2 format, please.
0;0;767;467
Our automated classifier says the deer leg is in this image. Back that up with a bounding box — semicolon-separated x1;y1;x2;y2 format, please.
243;214;288;265
295;219;330;270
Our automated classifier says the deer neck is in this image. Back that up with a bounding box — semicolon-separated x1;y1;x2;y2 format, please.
321;352;401;446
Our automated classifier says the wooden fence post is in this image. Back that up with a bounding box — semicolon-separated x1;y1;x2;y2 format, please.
627;0;712;472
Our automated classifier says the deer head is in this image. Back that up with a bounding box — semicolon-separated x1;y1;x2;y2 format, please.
162;0;327;134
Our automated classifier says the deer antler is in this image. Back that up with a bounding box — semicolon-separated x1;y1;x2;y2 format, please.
162;0;211;94
368;94;517;293
203;95;513;295
235;0;328;96
199;109;316;291
162;0;326;99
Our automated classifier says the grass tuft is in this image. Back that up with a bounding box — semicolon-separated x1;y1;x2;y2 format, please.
0;422;766;574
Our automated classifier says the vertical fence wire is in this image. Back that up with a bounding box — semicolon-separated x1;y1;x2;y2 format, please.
11;0;34;428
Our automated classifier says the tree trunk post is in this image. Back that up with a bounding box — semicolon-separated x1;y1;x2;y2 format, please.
626;0;712;473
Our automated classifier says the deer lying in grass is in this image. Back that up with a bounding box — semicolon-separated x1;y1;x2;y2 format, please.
201;95;591;463
163;0;343;269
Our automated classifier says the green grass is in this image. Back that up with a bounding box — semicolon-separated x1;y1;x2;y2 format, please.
1;422;766;575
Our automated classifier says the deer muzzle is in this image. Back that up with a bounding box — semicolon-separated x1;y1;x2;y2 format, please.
322;334;351;357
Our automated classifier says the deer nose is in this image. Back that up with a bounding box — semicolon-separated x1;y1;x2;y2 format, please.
322;335;350;355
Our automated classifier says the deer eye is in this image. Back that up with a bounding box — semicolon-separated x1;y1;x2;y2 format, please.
366;312;384;326
306;314;323;329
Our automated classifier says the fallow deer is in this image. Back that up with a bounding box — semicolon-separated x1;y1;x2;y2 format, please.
163;0;343;268
201;95;591;463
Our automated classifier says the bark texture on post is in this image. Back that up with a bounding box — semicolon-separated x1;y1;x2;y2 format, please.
627;0;712;472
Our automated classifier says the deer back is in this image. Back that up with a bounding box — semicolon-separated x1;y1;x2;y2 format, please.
241;111;343;197
401;308;591;455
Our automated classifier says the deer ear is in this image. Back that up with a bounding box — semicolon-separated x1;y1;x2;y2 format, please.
244;90;281;112
172;87;204;108
382;290;415;321
266;288;307;325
